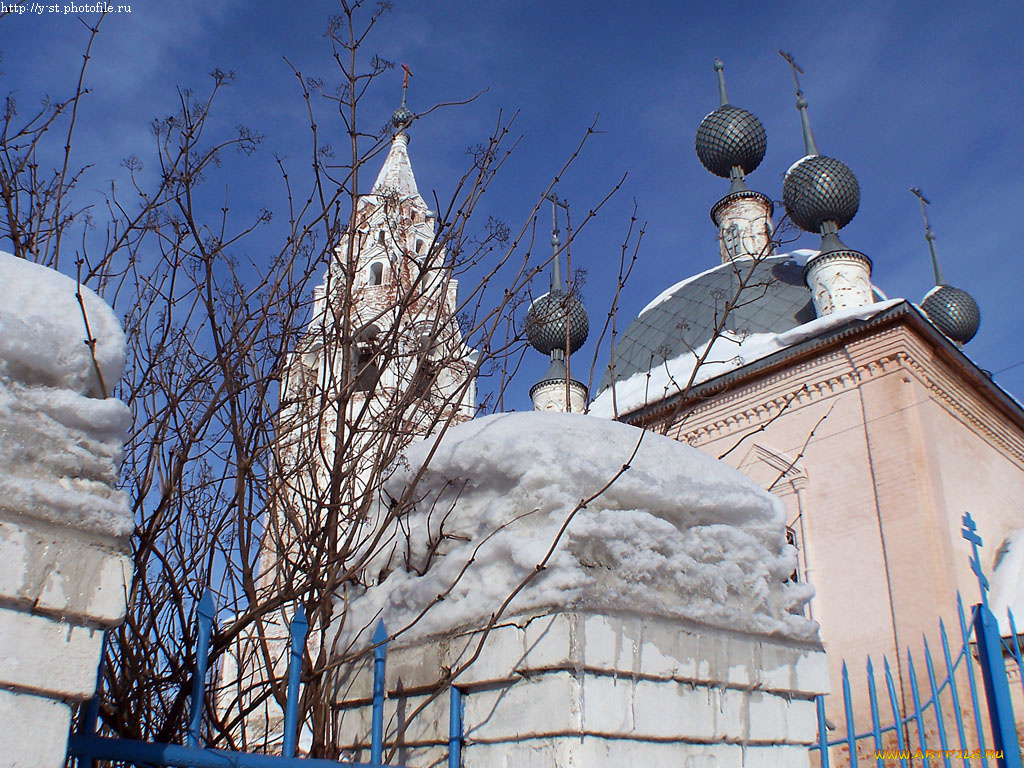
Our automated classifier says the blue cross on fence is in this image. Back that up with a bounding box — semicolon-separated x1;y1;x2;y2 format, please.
962;510;992;611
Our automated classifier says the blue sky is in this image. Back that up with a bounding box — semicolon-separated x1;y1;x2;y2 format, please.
3;0;1022;409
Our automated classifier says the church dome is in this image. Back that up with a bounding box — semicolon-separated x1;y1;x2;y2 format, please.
392;106;413;129
526;289;589;355
783;155;860;233
598;254;817;393
921;284;980;344
695;105;767;178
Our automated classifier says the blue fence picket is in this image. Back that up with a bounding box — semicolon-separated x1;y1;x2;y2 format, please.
815;695;831;767
188;590;216;750
939;619;970;767
841;662;858;767
448;686;462;768
371;620;389;767
906;650;931;767
866;657;883;767
923;637;951;768
883;657;910;768
283;606;308;759
958;592;990;768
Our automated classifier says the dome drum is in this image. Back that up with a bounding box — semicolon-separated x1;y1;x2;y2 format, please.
529;375;588;400
801;247;872;284
710;189;774;227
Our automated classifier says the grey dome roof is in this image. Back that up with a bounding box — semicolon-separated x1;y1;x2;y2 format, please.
526;289;589;355
598;254;817;392
695;105;767;178
921;284;980;344
783;155;860;233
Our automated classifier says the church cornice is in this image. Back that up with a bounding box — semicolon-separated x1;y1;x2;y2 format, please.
614;303;1024;468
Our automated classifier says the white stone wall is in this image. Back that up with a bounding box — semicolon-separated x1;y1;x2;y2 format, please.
334;611;829;767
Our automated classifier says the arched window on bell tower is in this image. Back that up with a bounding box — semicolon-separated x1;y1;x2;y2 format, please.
368;261;384;286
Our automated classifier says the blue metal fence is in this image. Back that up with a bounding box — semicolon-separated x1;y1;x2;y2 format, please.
66;601;464;767
811;512;1024;767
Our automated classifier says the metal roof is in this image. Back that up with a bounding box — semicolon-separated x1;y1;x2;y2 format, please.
598;254;816;393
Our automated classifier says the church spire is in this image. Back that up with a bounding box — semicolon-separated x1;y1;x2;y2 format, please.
371;65;420;199
780;51;873;317
911;187;944;285
780;50;819;156
525;192;589;412
911;188;980;345
695;58;774;264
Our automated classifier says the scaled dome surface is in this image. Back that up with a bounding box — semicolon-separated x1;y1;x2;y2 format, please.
526;289;589;355
695;105;767;178
783;155;860;233
392;106;413;129
598;255;816;392
921;284;980;344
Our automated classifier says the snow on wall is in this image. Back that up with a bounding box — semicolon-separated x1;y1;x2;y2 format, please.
337;412;818;652
0;252;131;537
990;529;1024;637
589;298;903;419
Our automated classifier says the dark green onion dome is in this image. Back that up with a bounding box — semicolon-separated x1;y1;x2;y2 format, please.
525;289;589;355
695;105;767;178
392;106;412;129
783;155;860;233
921;284;980;344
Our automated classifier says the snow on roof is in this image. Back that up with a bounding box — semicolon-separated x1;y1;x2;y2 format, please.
786;154;816;177
336;412;818;649
637;250;820;320
0;252;131;537
590;298;904;418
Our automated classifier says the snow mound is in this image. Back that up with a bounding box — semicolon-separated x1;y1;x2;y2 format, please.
0;252;131;537
339;412;817;649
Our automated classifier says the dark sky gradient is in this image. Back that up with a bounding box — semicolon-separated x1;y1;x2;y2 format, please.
3;1;1022;410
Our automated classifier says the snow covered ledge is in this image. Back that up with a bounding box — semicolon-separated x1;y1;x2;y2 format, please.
333;413;829;766
0;253;132;768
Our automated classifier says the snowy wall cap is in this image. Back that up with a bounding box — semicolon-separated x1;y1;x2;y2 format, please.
779;51;861;235
0;252;131;539
0;252;125;397
695;59;767;184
